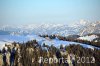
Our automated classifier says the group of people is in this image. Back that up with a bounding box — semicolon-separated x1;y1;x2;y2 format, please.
1;46;17;66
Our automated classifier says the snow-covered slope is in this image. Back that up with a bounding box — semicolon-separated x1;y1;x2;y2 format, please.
0;35;99;50
77;35;99;41
0;41;6;50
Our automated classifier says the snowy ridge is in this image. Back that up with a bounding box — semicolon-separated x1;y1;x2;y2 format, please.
79;21;100;36
0;24;78;36
77;35;99;41
0;35;99;50
0;20;100;36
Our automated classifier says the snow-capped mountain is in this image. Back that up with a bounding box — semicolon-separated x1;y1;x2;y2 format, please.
0;20;100;50
0;20;99;36
0;24;78;36
79;21;100;36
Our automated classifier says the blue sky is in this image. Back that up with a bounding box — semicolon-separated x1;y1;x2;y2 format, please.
0;0;100;25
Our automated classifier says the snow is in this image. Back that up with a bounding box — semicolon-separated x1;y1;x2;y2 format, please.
77;35;99;41
0;23;79;36
0;35;99;50
0;21;100;36
0;41;6;50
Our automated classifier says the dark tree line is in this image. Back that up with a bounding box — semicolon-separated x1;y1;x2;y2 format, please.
39;34;100;48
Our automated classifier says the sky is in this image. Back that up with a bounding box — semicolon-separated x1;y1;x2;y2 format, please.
0;0;100;25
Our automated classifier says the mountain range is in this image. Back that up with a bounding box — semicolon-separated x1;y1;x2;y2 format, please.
0;20;100;36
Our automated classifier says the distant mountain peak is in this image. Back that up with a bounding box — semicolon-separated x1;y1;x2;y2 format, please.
79;21;100;36
0;20;99;36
